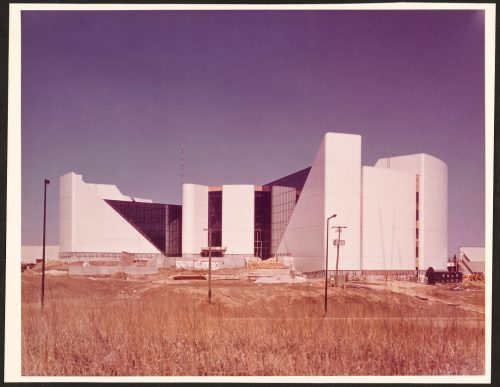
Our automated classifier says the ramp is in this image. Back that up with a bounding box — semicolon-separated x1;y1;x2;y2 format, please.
458;260;474;274
457;253;483;274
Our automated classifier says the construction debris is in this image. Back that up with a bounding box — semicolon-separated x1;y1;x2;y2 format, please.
245;257;285;269
467;273;485;282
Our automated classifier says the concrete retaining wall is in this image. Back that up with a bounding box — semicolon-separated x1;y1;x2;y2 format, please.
159;257;177;268
176;260;223;270
69;257;159;276
175;257;246;270
222;257;247;268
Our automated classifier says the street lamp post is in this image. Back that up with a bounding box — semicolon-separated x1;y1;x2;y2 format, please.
41;178;50;307
203;227;219;303
324;214;337;316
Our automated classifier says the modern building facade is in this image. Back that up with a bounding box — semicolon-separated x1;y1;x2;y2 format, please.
59;172;181;261
59;132;448;272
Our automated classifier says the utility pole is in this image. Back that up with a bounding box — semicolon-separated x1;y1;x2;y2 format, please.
203;227;214;303
324;214;337;316
333;226;347;287
41;178;50;307
208;227;212;302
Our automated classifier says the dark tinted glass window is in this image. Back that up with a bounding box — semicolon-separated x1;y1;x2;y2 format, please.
166;205;182;256
264;167;311;257
105;200;182;256
254;191;271;258
208;191;222;247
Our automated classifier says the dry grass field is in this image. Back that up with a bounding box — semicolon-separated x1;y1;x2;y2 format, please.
21;264;485;376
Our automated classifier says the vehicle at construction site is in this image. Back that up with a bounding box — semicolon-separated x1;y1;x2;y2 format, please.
425;267;463;285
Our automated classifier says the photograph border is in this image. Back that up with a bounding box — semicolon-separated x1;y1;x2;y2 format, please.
4;2;496;383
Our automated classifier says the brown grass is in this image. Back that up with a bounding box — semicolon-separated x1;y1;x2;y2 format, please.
21;274;485;376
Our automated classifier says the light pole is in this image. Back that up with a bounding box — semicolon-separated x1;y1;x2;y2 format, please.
203;226;221;303
324;214;337;316
41;178;50;307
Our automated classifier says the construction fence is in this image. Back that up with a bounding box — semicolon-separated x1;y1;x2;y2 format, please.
305;269;427;281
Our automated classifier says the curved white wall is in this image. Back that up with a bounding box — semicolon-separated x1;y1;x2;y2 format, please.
181;184;208;257
375;154;447;270
361;167;416;270
59;172;161;254
222;185;254;256
59;172;75;253
420;155;448;270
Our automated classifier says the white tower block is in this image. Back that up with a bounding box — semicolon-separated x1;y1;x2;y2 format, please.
277;133;362;272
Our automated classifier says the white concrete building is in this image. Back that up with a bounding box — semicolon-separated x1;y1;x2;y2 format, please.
59;132;448;272
59;172;181;261
374;153;448;271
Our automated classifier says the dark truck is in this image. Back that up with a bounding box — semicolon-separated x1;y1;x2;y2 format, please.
425;267;463;285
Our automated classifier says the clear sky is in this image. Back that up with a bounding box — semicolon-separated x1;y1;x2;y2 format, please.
21;9;485;256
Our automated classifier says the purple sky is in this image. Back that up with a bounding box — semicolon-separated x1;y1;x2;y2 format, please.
21;10;485;256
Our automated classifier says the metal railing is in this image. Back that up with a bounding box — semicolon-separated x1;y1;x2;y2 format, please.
305;269;426;281
58;251;166;261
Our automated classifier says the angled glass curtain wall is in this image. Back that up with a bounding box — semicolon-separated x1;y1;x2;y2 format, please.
105;200;182;256
269;186;296;257
166;205;182;256
263;167;311;258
